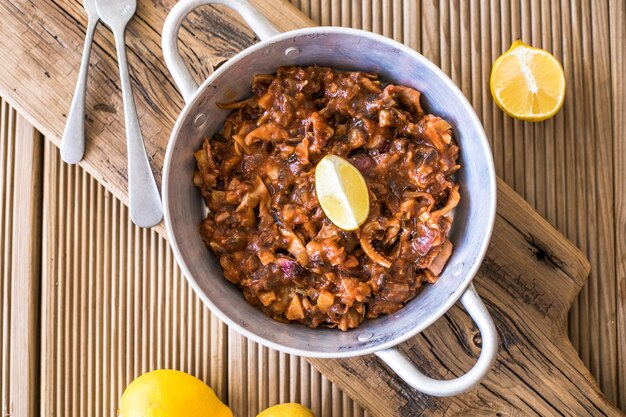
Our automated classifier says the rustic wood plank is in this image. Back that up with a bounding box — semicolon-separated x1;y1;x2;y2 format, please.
559;0;580;355
543;0;558;227
448;1;460;93
589;0;618;404
494;0;512;185
0;101;43;417
227;327;365;417
2;0;624;414
279;7;615;414
39;135;364;417
521;0;535;209
372;0;381;34
403;0;622;405
421;0;440;66
550;0;566;230
9;113;42;417
575;2;600;382
533;0;547;220
40;144;234;416
0;98;15;417
487;0;503;176
511;1;526;200
611;0;626;409
469;0;482;123
310;179;620;416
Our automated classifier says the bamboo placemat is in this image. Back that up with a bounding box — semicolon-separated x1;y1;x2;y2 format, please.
0;0;624;416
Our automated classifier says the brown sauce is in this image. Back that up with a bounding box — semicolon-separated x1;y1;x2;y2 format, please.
193;66;460;330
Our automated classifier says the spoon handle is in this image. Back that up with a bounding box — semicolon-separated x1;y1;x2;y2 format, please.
113;28;163;228
60;17;98;164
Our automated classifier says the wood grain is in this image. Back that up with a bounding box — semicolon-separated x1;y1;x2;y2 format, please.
611;0;626;408
1;0;625;415
9;114;42;417
310;178;620;416
0;100;43;417
0;99;16;417
296;0;626;410
39;139;366;417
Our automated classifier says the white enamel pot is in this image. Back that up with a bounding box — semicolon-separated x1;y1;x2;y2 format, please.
161;0;498;397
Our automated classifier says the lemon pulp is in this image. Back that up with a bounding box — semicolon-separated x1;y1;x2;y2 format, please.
315;155;370;231
490;39;565;121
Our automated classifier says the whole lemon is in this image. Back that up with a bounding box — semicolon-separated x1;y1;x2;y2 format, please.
118;369;233;417
257;403;315;417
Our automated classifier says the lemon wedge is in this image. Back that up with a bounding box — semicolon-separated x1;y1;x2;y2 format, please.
315;155;370;231
490;40;565;121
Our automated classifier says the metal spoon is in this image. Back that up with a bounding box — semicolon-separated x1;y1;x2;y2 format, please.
60;0;98;164
95;0;163;228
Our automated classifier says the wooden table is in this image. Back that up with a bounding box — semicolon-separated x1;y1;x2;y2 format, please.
1;0;624;416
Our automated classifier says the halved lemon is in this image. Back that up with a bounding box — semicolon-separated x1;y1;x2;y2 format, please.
490;40;565;121
315;155;369;231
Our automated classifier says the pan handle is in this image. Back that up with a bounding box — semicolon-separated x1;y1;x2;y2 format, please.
375;283;498;396
162;0;280;103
